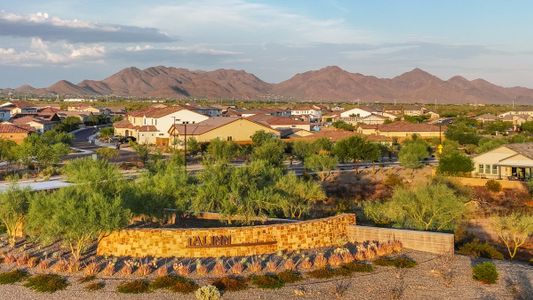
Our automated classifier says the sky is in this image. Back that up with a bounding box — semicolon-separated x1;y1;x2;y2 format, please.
1;0;533;88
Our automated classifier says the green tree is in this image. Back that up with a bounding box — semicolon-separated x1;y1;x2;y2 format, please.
62;157;124;196
490;212;533;259
445;121;480;145
292;141;314;162
99;127;114;141
521;121;533;134
364;183;466;231
476;138;506;154
206;138;240;162
437;151;474;175
95;147;119;161
54;116;81;132
332;120;355;131
125;160;193;223
275;172;326;219
251;130;278;146
483;120;512;135
398;140;429;169
17;134;70;171
130;142;150;166
251;139;285;167
0;185;31;246
26;187;129;261
0;139;17;162
186;137;201;156
333;136;367;163
304;154;337;181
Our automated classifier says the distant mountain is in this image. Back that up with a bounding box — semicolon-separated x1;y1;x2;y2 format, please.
6;66;533;104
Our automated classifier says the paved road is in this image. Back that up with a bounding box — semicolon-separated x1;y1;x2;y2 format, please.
68;127;138;162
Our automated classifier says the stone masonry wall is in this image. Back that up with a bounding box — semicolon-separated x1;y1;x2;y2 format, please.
347;225;454;255
97;214;356;258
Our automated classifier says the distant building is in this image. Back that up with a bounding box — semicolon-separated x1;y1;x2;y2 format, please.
168;117;279;145
247;114;311;131
359;121;444;140
472;143;533;181
12;116;55;133
475;113;498;123
291;105;322;121
0;122;34;143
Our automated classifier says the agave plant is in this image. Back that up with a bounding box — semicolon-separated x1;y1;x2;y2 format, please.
211;259;226;276
328;253;343;268
266;259;278;273
230;258;245;275
299;257;313;271
283;258;296;271
247;257;262;274
16;253;30;266
102;261;116;276
28;256;40;268
173;262;191;276
196;260;208;276
84;261;100;276
137;259;152;276
314;253;327;269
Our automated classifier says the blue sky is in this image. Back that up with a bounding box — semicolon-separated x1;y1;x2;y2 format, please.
1;0;533;88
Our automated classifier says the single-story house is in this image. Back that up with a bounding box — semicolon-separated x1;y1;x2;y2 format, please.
0;122;34;144
472;143;533;181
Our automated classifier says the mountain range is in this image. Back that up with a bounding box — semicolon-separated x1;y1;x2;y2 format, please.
3;66;533;104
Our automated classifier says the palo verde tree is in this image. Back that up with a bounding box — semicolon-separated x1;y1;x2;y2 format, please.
364;183;466;231
0;184;32;247
17;133;70;171
490;212;533;259
62;157;125;196
206;138;240;163
251;132;286;167
304;154;338;181
275;172;326;218
26;187;129;261
398;139;429;169
437;151;474;175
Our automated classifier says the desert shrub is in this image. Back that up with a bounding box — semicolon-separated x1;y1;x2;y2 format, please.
172;277;199;294
0;269;28;284
457;240;504;260
277;270;302;283
384;173;404;187
341;262;374;273
195;285;221;300
150;275;197;293
307;267;337;279
212;276;248;291
24;274;69;293
485;180;502;193
374;256;416;268
250;274;284;289
117;279;151;294
85;281;105;291
77;275;96;283
472;262;498;284
151;275;179;290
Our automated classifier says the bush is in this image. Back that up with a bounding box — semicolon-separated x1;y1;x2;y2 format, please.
0;269;28;284
341;262;374;273
117;279;151;294
250;274;284;289
195;285;221;300
277;270;302;283
307;267;337;279
24;274;69;293
485;180;502;193
85;281;105;291
212;276;248;291
374;256;417;268
457;240;504;260
172;277;199;294
472;262;498;284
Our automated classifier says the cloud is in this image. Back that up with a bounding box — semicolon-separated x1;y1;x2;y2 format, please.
139;0;374;44
0;38;105;66
0;11;174;43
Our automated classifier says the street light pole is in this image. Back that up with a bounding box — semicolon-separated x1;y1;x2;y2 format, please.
183;121;189;170
172;116;177;150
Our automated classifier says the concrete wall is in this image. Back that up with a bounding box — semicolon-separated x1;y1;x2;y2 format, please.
347;225;454;255
97;214;356;258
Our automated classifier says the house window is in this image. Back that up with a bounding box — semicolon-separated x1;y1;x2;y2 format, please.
155;119;157;126
227;136;233;141
479;164;484;173
492;165;498;175
485;164;491;174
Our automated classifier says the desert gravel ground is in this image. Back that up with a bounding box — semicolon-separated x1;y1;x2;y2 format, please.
0;251;531;300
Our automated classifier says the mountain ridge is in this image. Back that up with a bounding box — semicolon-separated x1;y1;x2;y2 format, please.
6;66;533;104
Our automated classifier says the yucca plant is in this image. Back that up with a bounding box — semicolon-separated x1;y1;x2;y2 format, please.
53;259;68;273
3;254;16;264
392;240;403;253
120;260;134;276
67;259;80;273
341;252;354;264
137;259;152;276
364;249;376;261
156;265;168;277
283;258;296;271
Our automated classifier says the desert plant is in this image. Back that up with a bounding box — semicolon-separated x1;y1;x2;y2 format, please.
38;259;50;271
16;253;30;266
24;274;69;293
196;261;208;276
391;240;403;253
341;262;374;273
3;253;16;264
78;275;96;283
299;257;312;271
247;257;262;274
283;258;296;271
117;279;151;293
307;267;337;279
102;261;116;276
457;239;504;260
85;281;105;291
363;248;376;261
195;285;221;300
53;259;68;273
374;256;416;268
490;212;533;259
156;265;168;277
266;259;278;273
173;276;199;294
67;259;80;273
212;276;248;291
174;262;191;276
84;261;100;276
328;253;343;268
250;274;284;289
277;270;302;283
314;253;327;269
230;259;245;275
137;260;152;276
0;269;29;284
472;262;498;284
27;256;39;268
485;180;502;193
211;260;226;277
151;274;180;290
120;262;133;276
334;280;351;298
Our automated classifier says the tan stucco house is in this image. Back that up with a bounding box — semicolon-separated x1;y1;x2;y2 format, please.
472;143;533;180
168;117;279;145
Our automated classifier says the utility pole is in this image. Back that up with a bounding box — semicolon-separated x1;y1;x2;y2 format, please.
183;121;189;171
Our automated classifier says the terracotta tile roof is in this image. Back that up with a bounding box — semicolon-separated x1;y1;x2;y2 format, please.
113;118;136;129
378;121;442;132
0;122;34;133
12;116;54;125
138;125;158;132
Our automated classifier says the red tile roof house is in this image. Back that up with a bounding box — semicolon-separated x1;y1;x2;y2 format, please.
0;122;35;144
246;114;312;131
12;116;56;133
